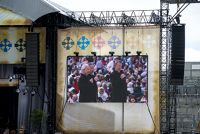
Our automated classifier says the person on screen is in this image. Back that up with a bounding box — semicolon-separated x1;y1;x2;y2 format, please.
127;80;134;94
110;61;128;102
106;57;114;73
88;63;98;101
78;63;97;102
98;87;108;102
133;82;143;102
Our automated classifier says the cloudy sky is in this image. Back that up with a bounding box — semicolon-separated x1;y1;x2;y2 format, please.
51;0;200;62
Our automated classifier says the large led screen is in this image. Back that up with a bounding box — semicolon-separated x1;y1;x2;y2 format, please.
67;55;148;103
57;26;160;133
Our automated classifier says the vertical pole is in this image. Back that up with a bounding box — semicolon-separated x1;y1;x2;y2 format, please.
28;92;32;134
122;25;125;134
122;102;124;134
46;25;57;134
122;25;125;55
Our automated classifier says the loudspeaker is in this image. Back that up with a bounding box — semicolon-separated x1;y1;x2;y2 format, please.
26;33;39;87
170;24;185;85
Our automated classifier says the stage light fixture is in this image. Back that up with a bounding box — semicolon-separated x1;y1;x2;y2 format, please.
21;79;24;83
31;90;36;96
12;75;16;79
16;88;21;93
9;76;13;82
23;89;27;95
20;76;25;83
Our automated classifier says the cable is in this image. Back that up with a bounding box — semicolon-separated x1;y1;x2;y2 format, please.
56;97;68;128
122;102;124;134
56;59;70;127
170;2;190;23
35;89;43;101
145;102;160;134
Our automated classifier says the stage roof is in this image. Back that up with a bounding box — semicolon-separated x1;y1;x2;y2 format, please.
0;7;32;25
0;0;76;21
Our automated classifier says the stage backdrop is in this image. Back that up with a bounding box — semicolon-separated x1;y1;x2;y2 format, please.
0;27;46;64
56;26;160;134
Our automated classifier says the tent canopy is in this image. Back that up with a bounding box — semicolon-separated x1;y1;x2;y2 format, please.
0;0;74;21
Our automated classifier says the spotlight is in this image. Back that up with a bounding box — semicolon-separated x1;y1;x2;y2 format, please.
16;88;20;93
9;76;13;82
31;90;36;96
20;77;24;83
23;89;27;95
21;79;24;83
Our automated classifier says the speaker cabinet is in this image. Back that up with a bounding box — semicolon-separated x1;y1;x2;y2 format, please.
170;24;185;85
26;33;39;87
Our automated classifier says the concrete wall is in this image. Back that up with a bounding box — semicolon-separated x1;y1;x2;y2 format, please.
176;62;200;133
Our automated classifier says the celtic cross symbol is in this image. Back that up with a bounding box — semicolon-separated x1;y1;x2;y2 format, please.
15;39;26;52
0;39;12;52
62;36;74;50
77;36;90;50
108;35;121;49
92;36;105;49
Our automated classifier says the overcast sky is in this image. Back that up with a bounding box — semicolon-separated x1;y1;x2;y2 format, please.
51;0;200;62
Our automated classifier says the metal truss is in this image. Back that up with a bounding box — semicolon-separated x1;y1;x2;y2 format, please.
168;26;177;134
160;0;172;133
66;10;161;26
162;0;200;4
160;0;200;133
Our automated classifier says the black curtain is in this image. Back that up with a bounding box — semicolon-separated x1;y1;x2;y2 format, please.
0;87;18;130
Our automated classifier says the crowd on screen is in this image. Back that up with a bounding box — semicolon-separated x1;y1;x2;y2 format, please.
66;56;148;103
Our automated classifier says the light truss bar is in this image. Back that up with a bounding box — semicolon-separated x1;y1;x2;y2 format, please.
162;0;200;4
66;10;162;26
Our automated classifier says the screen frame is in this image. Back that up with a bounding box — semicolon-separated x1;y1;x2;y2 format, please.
65;55;148;103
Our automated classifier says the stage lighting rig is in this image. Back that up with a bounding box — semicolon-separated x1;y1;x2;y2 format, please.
121;13;136;26
16;88;21;93
149;11;160;24
8;73;26;94
23;89;28;95
31;90;36;96
8;74;25;83
9;76;13;82
89;13;106;26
